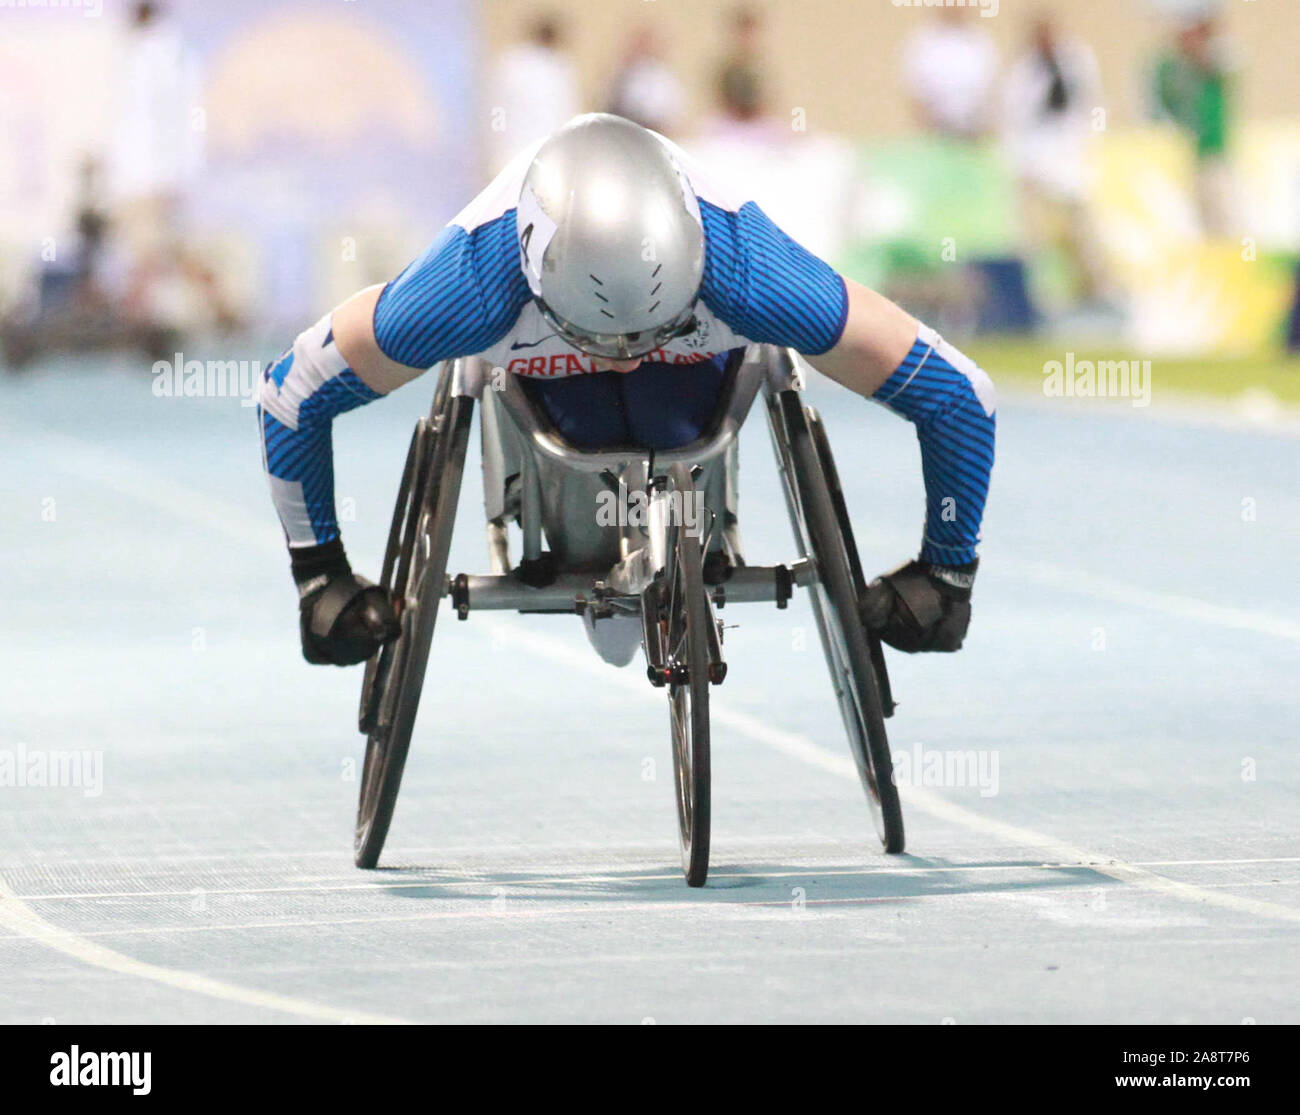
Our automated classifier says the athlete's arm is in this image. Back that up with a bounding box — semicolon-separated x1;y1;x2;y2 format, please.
255;306;401;666
332;284;429;395
815;281;996;653
257;206;528;664
253;275;482;583
804;278;920;398
698;199;996;651
258;214;528;546
806;277;997;574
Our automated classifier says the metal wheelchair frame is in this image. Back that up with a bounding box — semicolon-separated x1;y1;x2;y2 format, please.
352;343;904;886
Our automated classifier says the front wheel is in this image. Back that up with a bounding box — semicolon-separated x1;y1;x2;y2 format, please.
662;464;712;887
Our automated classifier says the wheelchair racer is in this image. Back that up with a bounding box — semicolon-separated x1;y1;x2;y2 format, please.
258;114;996;667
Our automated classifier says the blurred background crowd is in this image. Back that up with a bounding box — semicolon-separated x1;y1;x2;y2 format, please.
3;0;1299;373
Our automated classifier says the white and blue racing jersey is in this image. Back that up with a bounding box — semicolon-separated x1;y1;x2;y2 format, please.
258;129;995;569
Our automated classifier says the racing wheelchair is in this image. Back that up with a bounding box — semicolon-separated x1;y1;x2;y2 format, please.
354;344;904;886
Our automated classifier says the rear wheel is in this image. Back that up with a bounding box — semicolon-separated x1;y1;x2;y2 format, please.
354;376;472;869
773;392;904;853
809;411;895;718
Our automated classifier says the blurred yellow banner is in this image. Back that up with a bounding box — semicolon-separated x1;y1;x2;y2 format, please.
1094;124;1298;356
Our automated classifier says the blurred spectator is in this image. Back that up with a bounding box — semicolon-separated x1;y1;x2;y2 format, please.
112;1;202;270
3;3;219;370
694;4;852;266
111;2;233;344
73;157;111;292
700;5;787;147
900;7;997;139
715;7;766;125
606;28;686;136
0;155;184;369
1152;15;1237;237
1002;15;1112;303
488;14;580;173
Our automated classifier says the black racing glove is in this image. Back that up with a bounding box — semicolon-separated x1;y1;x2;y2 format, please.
862;558;977;654
291;540;400;666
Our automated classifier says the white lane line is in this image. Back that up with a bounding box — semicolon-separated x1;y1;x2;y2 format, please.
489;621;1300;927
0;832;857;872
17;938;1284;977
722;710;1300;927
14;859;1300;903
0;874;407;1024
7;849;1298;877
862;525;1300;644
0;892;933;942
0;865;1128;903
1097;857;1300;868
8;876;1299;944
1005;559;1300;642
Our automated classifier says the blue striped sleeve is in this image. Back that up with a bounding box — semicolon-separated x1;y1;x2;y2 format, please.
698;200;848;355
873;334;996;567
372;211;530;368
260;365;380;546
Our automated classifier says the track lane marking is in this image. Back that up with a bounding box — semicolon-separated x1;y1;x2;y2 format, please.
5;849;1298;876
489;622;1300;926
0;892;994;941
0;874;408;1023
7;876;1296;943
859;525;1300;643
1005;560;1300;642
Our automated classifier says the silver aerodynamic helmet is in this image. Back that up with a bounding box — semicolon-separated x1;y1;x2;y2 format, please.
517;113;705;361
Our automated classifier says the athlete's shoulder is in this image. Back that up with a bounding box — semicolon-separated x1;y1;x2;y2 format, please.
450;136;548;233
651;132;747;213
372;139;546;369
661;134;848;356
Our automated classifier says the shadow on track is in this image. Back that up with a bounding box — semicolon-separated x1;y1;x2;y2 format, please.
362;855;1118;909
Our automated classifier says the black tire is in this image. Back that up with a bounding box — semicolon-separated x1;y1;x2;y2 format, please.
358;420;429;737
808;411;895;718
664;464;712;887
775;391;905;853
354;383;472;869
